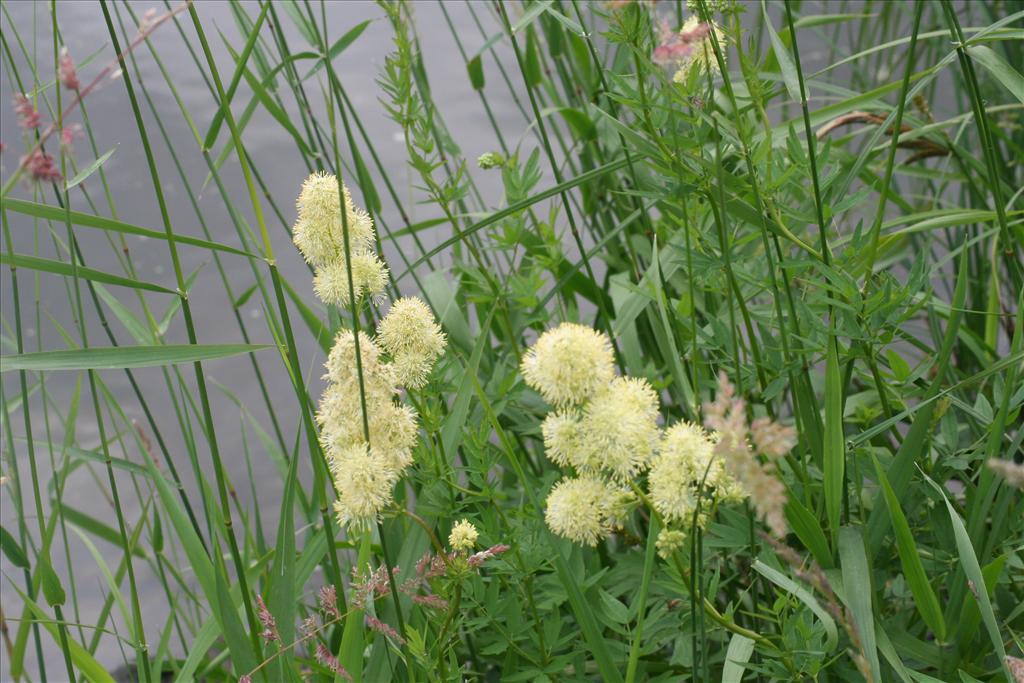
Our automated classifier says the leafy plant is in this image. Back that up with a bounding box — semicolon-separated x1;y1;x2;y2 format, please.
1;0;1021;681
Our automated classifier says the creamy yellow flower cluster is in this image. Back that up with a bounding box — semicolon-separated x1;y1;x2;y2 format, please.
293;171;388;307
316;299;446;531
523;323;775;556
293;173;446;531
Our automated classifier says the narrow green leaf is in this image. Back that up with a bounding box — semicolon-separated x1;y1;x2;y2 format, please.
0;526;29;569
440;307;494;456
794;13;875;28
785;496;832;568
339;533;372;680
0;198;255;257
10;585;115;683
157;267;202;338
824;339;844;539
722;634;755;683
467;54;484;90
763;0;801;101
203;3;270;150
966;45;1024;104
268;449;299;677
838;527;881;683
93;282;155;344
62;505;148;559
524;29;542;88
69;523;135;632
65;147;116;190
872;458;946;640
554;548;625;683
1;252;173;294
232;283;258;310
280;0;317;46
924;475;1009;678
39;557;66;607
221;38;313;157
402;157;630;276
542;6;585;37
1;343;271;372
625;518;659;683
511;0;553;33
304;20;371;79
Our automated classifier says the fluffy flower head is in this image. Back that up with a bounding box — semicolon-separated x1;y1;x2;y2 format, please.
576;377;660;479
649;422;710;522
329;443;399;530
655;528;688;559
750;417;797;460
376;297;447;389
541;411;583;468
293;172;376;267
323;330;395;395
312;251;388;308
521;323;615;407
987;459;1024;490
318;388;417;472
545;476;615;546
448;519;478;551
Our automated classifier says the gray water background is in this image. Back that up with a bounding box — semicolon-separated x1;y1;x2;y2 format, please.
0;0;979;678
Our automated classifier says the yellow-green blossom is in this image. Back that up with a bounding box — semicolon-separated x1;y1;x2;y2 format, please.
541;410;583;468
655;528;688;559
329;443;399;530
649;422;743;523
312;251;388;308
293;171;376;267
521;322;615;407
323;330;395;397
376;297;447;389
577;377;660;479
544;476;615;546
317;388;418;472
448;519;478;551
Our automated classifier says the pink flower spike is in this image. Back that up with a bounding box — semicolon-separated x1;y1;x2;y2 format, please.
315;642;353;681
20;150;62;182
412;593;448;610
467;543;511;567
13;94;42;129
59;48;80;90
365;615;405;645
61;124;82;150
653;43;693;65
255;594;279;642
318;585;341;620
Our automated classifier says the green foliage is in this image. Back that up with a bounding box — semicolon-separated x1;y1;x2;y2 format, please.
1;1;1022;682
